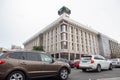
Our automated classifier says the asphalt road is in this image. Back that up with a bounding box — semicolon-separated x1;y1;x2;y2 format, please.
31;68;120;80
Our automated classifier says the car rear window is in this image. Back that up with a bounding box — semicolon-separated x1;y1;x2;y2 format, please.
81;56;92;60
0;53;5;59
111;59;118;61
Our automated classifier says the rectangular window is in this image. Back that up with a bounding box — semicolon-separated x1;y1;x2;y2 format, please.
61;24;67;32
82;45;84;51
61;33;67;40
61;41;68;49
56;35;57;42
76;29;78;34
72;35;74;41
51;37;53;43
81;30;83;37
71;27;73;33
47;46;49;51
61;25;63;32
86;46;88;52
56;43;57;50
77;36;79;42
77;44;79;51
51;31;53;39
51;45;53;51
72;43;74;50
56;28;57;34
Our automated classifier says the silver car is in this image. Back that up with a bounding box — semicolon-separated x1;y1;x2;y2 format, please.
111;58;120;67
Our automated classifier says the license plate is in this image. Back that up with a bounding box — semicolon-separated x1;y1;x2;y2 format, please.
82;61;87;63
112;62;116;63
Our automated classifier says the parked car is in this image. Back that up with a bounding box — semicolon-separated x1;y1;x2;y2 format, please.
79;55;113;72
0;50;71;80
56;58;74;68
72;59;80;69
110;58;120;68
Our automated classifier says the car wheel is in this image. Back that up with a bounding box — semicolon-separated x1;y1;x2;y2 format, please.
7;71;26;80
58;68;68;80
109;64;113;70
96;64;101;72
82;69;86;72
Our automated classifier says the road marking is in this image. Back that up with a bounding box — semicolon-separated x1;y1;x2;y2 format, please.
97;77;120;80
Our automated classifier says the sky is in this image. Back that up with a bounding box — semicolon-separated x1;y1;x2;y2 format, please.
0;0;120;49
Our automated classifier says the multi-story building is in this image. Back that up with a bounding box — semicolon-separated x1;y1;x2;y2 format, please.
98;34;112;58
0;47;8;52
24;6;119;60
11;45;22;50
24;6;99;60
118;44;120;58
109;40;119;58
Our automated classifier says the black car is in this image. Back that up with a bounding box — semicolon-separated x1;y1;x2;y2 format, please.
56;58;74;68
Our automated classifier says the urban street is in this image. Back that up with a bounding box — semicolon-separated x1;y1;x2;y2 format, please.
0;1;120;80
32;68;120;80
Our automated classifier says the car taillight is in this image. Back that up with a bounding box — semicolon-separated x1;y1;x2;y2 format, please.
0;60;5;64
91;59;94;63
117;62;120;64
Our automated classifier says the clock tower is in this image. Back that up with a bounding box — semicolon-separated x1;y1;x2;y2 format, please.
58;6;71;17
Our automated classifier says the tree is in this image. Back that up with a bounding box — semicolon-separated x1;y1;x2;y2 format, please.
33;46;44;51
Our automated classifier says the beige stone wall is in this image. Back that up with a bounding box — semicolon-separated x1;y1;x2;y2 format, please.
43;21;99;55
109;40;119;58
24;36;42;50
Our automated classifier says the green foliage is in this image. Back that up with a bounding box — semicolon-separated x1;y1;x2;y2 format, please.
33;46;44;51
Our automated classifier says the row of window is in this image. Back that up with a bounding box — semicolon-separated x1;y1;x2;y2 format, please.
45;24;96;43
44;23;98;54
46;43;58;52
45;43;97;54
9;52;52;62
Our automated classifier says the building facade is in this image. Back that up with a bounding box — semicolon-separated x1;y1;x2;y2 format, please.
98;34;112;58
24;6;119;60
11;45;22;50
0;47;8;52
109;40;120;58
118;44;120;58
24;7;100;60
42;18;99;60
